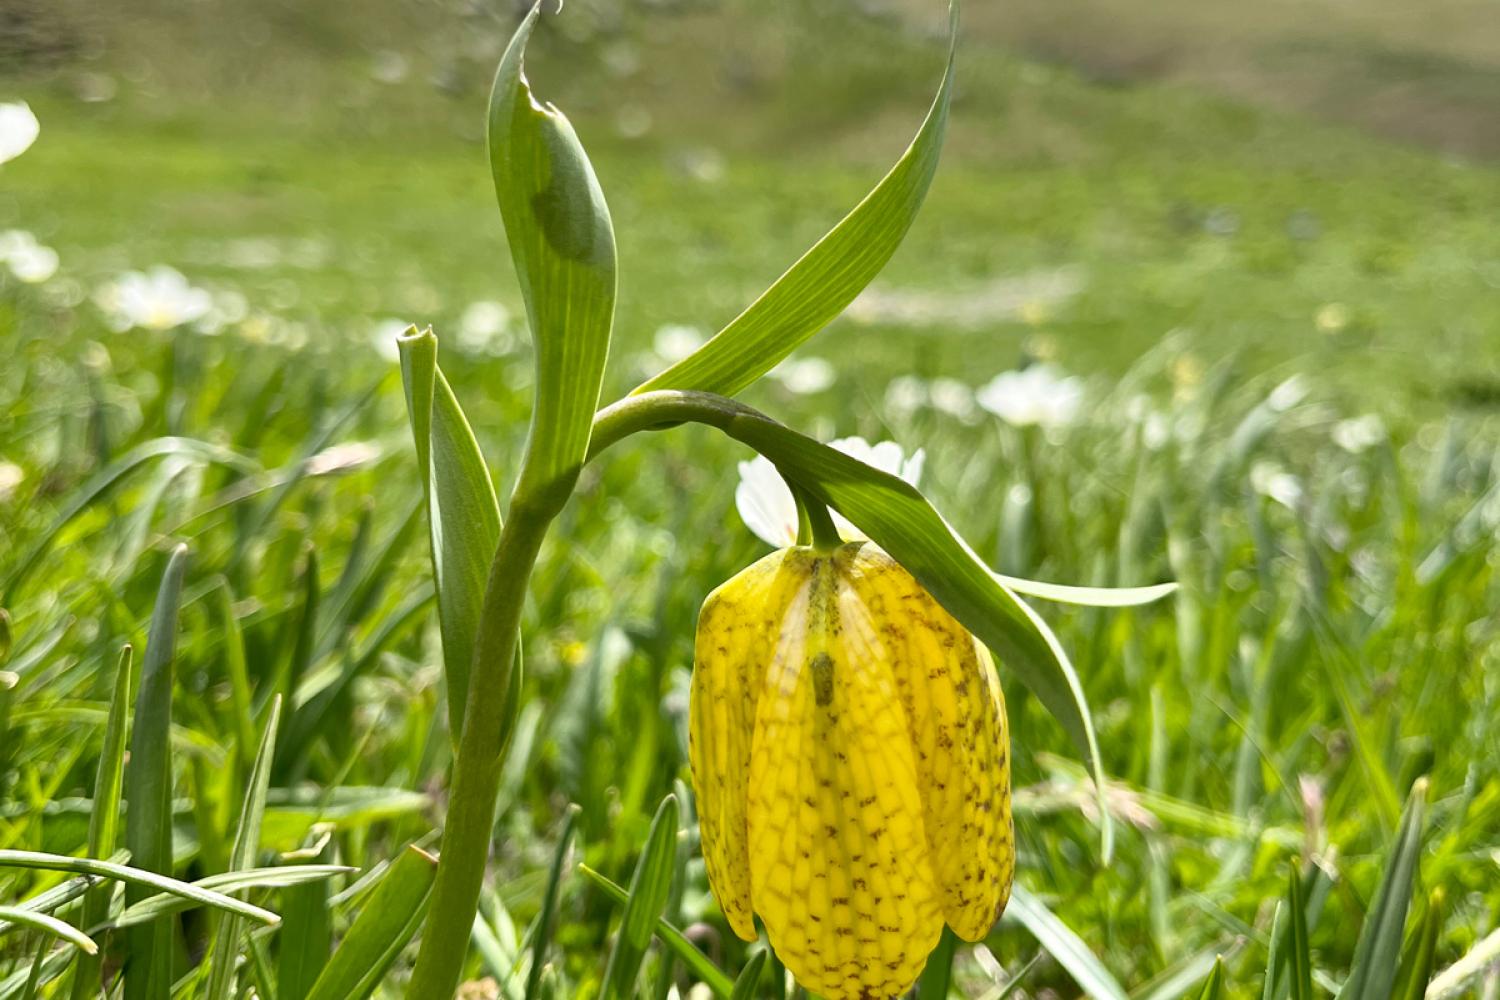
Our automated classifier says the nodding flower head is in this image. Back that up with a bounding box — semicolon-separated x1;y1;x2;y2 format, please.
691;541;1013;999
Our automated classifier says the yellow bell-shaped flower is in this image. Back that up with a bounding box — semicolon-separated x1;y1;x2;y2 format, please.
691;542;1014;1000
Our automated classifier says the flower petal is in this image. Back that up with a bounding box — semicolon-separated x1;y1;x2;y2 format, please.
691;549;806;941
748;553;944;999
843;545;1014;940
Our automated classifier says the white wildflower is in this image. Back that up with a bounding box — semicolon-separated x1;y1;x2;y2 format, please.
976;363;1084;428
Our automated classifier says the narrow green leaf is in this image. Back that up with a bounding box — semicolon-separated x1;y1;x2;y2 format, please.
105;866;350;930
1287;865;1312;1000
125;544;189;1000
214;582;259;779
1004;884;1129;1000
918;927;957;998
1336;778;1429;1000
205;695;283;1000
0;906;97;955
633;3;958;398
996;576;1177;608
302;845;439;1000
1392;889;1443;1000
0;851;280;926
729;951;769;1000
1193;958;1226;1000
601;794;680;998
398;327;503;738
578;864;733;999
68;644;135;1000
1261;903;1285;1000
277;840;333;1000
491;4;617;512
525;804;580;1000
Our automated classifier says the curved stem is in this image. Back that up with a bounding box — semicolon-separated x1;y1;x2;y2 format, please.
792;481;842;552
586;390;780;464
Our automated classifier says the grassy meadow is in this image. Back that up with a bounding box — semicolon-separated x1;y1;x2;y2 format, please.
2;0;1499;996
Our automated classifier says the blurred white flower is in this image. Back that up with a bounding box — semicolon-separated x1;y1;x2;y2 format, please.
97;267;213;331
193;289;250;336
0;460;23;502
0;230;58;283
370;50;409;84
928;377;977;422
457;300;515;355
0;102;39;164
976;364;1084;428
306;441;382;476
369;319;412;362
1332;414;1384;454
884;374;926;418
1250;460;1303;509
652;324;704;364
736;437;924;547
768;356;835;395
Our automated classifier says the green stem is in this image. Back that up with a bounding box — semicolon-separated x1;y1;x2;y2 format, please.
406;501;552;999
587;390;777;463
792;482;841;552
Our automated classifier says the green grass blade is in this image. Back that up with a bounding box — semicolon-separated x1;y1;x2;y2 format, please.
525;804;579;1000
0;852;280;926
994;576;1177;608
729;951;768;1000
0;907;98;955
917;927;957;999
1;439;253;604
1335;778;1429;1000
276;841;333;1000
1193;958;1227;1000
1391;889;1443;1000
601;794;680;998
578;864;733;999
398;327;503;739
68;644;135;1000
633;3;958;399
1004;885;1129;1000
107;866;351;930
1261;903;1285;1000
205;694;282;1000
302;845;439;1000
490;3;617;514
124;544;189;1000
1287;866;1312;1000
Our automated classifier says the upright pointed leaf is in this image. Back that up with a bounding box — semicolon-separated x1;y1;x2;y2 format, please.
492;4;617;512
1336;778;1428;1000
68;645;135;1000
601;794;680;998
277;839;333;1000
525;805;580;1000
124;544;189;1000
729;951;769;1000
204;696;283;1000
302;846;438;1000
399;328;503;738
1194;958;1227;1000
634;2;959;398
1391;889;1443;1000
